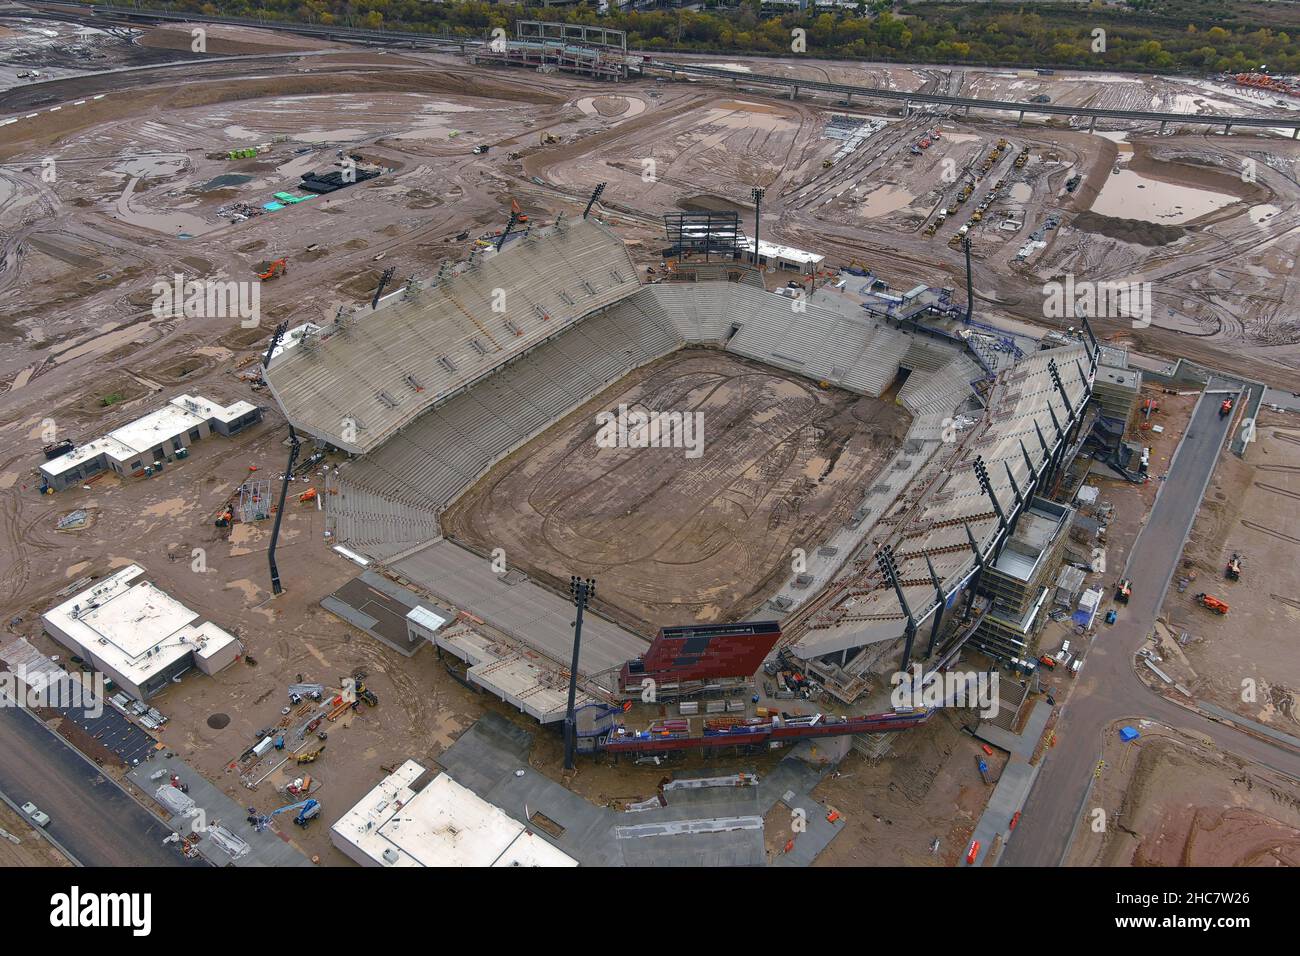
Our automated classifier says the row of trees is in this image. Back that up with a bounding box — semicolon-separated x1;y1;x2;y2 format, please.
162;0;1300;74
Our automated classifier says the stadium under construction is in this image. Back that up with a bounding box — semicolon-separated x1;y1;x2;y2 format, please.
262;195;1098;758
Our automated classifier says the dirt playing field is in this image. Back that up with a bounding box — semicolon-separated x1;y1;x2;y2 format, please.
442;348;910;631
1069;721;1300;866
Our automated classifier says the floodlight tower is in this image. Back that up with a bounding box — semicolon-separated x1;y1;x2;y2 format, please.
751;187;764;267
563;576;596;771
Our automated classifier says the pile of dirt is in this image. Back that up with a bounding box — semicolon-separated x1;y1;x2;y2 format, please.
1070;211;1185;246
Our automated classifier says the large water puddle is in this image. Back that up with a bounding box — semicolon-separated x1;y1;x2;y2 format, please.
1090;168;1236;223
859;184;915;218
1249;204;1282;225
113;177;213;236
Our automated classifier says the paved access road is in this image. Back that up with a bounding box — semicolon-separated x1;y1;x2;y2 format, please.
0;701;203;867
1002;387;1300;866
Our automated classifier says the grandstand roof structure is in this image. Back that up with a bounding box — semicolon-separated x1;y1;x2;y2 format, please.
788;341;1097;659
262;218;640;454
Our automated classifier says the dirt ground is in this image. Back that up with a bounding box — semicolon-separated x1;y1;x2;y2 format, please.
443;348;910;632
1145;412;1300;734
1068;720;1300;866
3;10;1300;866
808;710;1004;866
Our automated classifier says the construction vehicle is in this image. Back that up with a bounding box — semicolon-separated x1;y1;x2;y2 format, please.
822;159;834;169
271;798;321;827
540;131;561;145
296;746;325;764
1219;397;1234;418
1195;593;1229;615
298;487;317;504
1225;553;1241;581
256;258;287;282
1115;578;1132;604
472;144;489;155
510;198;528;223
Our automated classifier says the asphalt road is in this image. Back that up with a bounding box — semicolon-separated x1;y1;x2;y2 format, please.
1002;387;1300;866
0;701;203;867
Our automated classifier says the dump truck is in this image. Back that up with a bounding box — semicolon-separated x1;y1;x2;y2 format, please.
1225;553;1241;581
1195;593;1229;615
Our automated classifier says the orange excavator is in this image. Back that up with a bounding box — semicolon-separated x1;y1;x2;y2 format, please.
511;198;528;224
256;258;287;282
1195;593;1229;615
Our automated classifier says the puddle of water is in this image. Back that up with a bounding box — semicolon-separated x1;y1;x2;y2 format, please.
859;184;915;218
1091;169;1236;224
113;176;214;236
292;128;367;144
273;153;319;180
1249;203;1281;224
113;155;186;178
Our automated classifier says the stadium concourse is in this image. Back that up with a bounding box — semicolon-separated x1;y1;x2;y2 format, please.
263;214;1097;703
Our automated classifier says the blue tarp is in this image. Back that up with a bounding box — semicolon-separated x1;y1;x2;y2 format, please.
263;201;284;211
1119;726;1140;742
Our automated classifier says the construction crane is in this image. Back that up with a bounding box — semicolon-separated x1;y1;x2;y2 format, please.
271;798;321;827
268;424;301;596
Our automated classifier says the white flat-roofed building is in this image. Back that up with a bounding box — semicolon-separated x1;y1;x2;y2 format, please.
736;237;826;272
39;393;262;491
331;760;577;867
41;565;241;699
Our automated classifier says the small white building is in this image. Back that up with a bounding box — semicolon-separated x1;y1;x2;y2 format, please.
736;237;826;273
41;566;241;699
40;393;261;491
330;760;577;867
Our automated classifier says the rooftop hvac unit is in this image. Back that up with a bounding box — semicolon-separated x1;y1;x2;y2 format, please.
382;849;400;865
